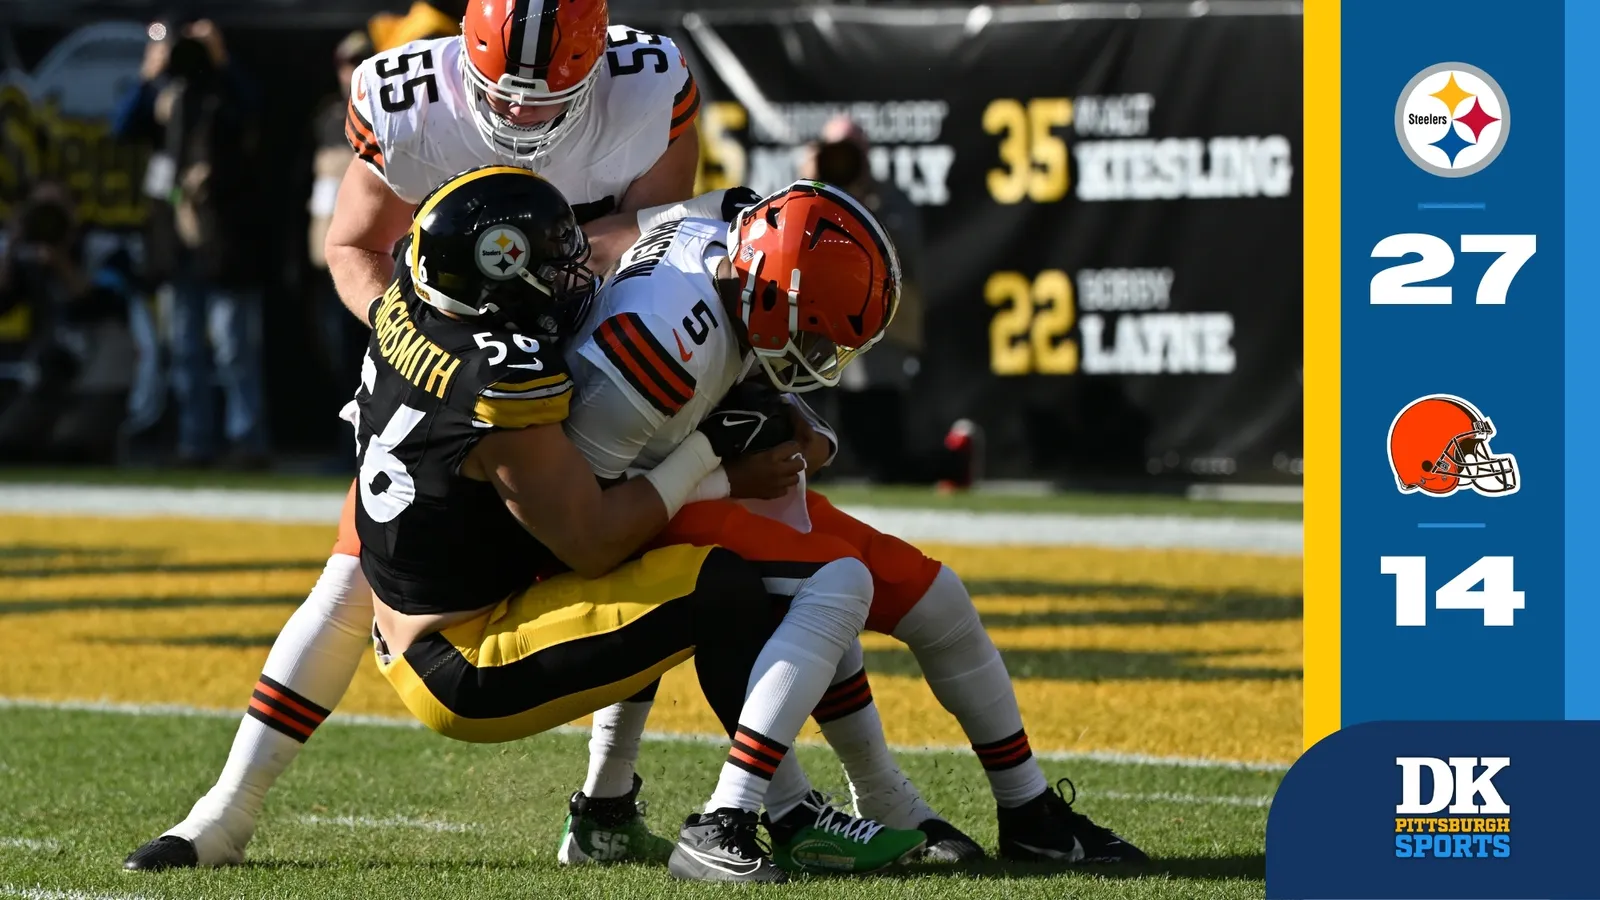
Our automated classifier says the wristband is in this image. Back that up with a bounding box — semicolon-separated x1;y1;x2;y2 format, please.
634;189;732;235
684;466;732;505
642;431;722;519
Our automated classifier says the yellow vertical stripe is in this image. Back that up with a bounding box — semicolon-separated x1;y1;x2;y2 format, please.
1303;0;1341;749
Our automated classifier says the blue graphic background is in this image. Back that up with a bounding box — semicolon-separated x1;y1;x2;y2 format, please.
1340;0;1564;724
1267;721;1600;899
1267;1;1600;897
1565;0;1599;720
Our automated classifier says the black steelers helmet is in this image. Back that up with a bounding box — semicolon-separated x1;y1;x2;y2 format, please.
405;165;595;335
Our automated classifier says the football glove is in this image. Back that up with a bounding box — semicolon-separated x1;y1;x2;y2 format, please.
697;380;795;459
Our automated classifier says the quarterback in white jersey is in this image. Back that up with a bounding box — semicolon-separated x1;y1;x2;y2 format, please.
561;191;1150;868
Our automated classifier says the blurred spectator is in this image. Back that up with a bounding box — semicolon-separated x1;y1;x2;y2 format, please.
309;30;375;394
799;114;927;483
113;18;268;469
0;183;139;463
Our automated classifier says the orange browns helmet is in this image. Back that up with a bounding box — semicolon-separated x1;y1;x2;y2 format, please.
728;181;901;393
461;0;608;159
1387;394;1520;497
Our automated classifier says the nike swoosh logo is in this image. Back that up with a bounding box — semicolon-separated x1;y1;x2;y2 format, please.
719;416;758;428
674;330;693;361
679;844;761;875
354;77;366;101
505;363;546;370
1012;837;1084;862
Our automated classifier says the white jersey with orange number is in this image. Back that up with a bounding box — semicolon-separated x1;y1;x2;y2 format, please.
343;25;700;220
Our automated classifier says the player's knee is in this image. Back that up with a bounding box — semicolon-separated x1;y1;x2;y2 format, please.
893;564;981;649
793;556;873;635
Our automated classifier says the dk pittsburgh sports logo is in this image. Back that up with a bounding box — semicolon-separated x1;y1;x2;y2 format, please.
1395;62;1510;177
1395;757;1511;859
1388;394;1520;497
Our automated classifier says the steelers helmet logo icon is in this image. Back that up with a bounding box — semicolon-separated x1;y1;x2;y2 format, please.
476;225;531;280
1395;62;1510;178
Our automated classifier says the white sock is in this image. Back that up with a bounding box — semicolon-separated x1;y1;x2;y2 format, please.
813;640;938;828
704;557;871;814
763;753;813;823
166;554;372;862
583;699;653;799
892;565;1048;808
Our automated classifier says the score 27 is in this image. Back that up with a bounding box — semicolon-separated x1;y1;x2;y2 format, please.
1370;234;1536;305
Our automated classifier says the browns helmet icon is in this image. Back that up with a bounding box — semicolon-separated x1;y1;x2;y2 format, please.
1387;394;1519;497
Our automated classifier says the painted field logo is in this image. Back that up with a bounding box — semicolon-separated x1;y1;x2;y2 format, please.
1395;63;1510;177
1394;757;1510;859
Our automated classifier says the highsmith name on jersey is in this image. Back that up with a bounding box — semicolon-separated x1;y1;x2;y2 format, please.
352;254;574;615
570;217;746;471
344;25;700;221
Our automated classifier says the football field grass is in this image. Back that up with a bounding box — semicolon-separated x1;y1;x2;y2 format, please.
0;490;1298;899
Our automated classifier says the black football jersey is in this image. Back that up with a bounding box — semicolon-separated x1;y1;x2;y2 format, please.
352;262;571;615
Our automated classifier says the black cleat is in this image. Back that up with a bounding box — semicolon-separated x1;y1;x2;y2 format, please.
123;835;199;872
917;817;986;862
998;779;1150;864
668;808;787;883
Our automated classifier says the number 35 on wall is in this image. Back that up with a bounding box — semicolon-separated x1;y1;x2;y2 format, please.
1370;233;1536;305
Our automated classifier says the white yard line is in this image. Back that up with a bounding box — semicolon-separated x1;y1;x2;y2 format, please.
0;888;149;900
297;815;476;833
0;696;1290;774
0;483;1301;554
0;838;61;852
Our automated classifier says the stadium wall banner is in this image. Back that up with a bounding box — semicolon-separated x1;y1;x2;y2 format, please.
667;6;1304;485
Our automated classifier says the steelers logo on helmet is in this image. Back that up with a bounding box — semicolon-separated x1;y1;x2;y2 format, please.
476;225;532;281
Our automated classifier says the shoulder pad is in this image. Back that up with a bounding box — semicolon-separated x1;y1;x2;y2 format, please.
347;38;454;202
601;26;699;145
469;331;574;430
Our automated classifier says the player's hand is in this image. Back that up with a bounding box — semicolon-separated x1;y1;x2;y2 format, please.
790;405;832;472
697;403;793;460
720;186;761;222
725;441;805;500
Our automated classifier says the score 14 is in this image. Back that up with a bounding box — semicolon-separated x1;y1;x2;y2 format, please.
1381;556;1525;627
1370;234;1536;305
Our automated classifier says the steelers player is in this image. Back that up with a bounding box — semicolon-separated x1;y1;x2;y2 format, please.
124;0;741;870
186;165;842;883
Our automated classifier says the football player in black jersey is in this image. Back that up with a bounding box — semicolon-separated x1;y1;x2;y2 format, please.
346;165;801;881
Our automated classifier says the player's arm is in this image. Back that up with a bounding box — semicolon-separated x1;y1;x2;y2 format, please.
583;120;701;277
462;355;722;578
326;60;416;323
324;156;415;323
468;422;719;578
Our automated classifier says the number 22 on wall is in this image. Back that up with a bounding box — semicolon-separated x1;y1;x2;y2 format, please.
1369;233;1536;305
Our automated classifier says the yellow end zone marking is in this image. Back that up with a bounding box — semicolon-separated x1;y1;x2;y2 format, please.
0;514;1303;763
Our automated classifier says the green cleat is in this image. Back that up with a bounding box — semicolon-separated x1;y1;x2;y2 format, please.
557;774;675;865
764;791;927;874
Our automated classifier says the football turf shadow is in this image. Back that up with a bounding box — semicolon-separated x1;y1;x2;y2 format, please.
863;647;1300;683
